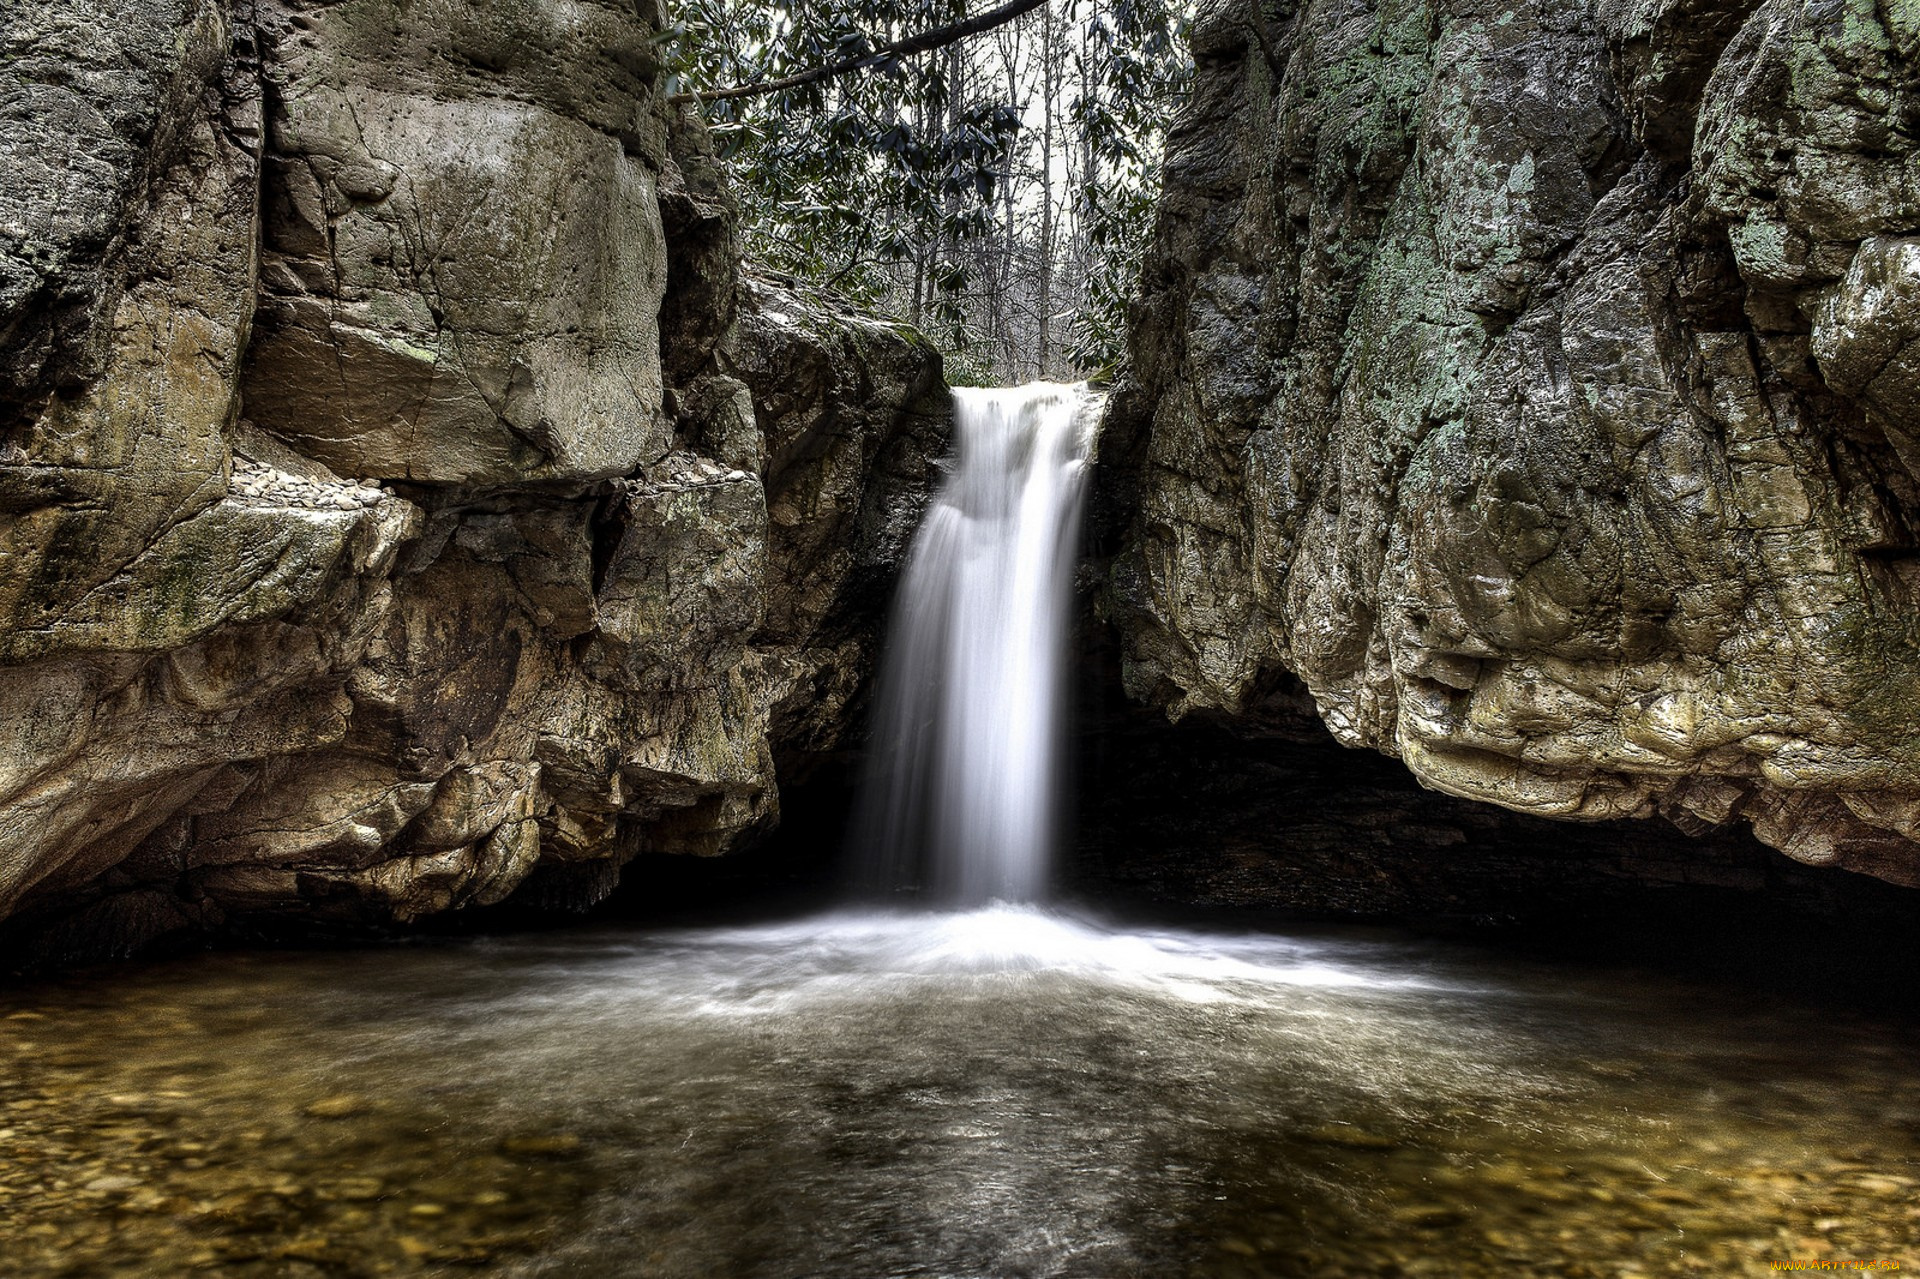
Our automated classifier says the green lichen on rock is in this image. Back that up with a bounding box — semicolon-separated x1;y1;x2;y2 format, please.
1105;0;1920;884
0;0;947;958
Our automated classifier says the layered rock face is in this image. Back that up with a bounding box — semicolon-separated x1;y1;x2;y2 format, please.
0;0;944;957
1106;0;1920;885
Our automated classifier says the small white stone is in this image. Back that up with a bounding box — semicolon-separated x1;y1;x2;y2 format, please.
84;1176;138;1194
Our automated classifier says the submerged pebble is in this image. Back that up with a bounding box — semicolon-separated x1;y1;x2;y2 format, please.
0;910;1915;1278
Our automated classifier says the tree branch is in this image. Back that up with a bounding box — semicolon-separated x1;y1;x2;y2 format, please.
1243;10;1285;78
668;0;1050;106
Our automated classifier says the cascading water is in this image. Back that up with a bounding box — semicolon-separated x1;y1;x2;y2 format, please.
8;414;1906;1279
855;382;1099;904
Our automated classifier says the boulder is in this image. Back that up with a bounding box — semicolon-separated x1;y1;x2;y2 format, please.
1104;0;1920;885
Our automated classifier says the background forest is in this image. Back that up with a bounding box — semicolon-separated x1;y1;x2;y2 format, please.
667;0;1195;383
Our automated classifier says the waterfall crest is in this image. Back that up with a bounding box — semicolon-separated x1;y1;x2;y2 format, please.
855;382;1098;905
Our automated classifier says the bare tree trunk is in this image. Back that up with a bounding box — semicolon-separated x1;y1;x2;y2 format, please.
940;36;964;345
1074;0;1098;362
912;68;928;329
995;23;1024;379
1037;2;1056;378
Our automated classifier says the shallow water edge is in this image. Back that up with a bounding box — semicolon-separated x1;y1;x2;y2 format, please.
2;904;1916;1277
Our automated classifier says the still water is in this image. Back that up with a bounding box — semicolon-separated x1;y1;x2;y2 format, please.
2;905;1915;1277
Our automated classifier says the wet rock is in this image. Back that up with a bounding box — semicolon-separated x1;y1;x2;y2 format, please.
302;1096;364;1120
0;1;947;960
1305;1124;1399;1151
1104;0;1920;887
500;1135;583;1158
82;1175;139;1194
1399;1204;1467;1229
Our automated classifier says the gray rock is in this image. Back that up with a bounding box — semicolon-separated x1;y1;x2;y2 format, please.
0;0;946;957
1102;0;1920;884
239;0;672;486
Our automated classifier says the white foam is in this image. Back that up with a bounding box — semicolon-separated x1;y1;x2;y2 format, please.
635;907;1453;1015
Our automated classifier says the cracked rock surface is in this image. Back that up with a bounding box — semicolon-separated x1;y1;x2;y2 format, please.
1103;0;1920;885
0;0;945;961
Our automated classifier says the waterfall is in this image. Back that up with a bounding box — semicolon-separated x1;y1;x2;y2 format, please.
855;382;1099;905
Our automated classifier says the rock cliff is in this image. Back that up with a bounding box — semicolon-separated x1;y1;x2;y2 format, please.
0;0;945;960
1104;0;1920;886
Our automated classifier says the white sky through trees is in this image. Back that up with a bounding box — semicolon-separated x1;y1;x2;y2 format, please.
668;0;1194;382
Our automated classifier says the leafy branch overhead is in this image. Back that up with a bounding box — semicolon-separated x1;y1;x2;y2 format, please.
664;0;1194;382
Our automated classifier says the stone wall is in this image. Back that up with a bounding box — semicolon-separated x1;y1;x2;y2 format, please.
0;0;946;961
1104;0;1920;886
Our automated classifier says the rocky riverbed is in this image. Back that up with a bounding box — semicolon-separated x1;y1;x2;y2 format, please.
2;909;1916;1277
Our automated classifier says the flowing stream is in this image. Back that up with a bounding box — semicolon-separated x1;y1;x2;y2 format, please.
2;384;1918;1275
